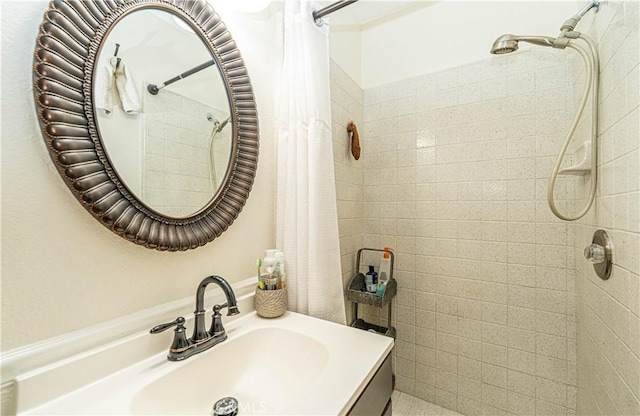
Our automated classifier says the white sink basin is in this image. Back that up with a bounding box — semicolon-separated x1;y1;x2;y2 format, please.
22;311;393;415
132;327;329;415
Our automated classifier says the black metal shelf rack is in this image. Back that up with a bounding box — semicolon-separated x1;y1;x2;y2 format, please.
346;248;397;338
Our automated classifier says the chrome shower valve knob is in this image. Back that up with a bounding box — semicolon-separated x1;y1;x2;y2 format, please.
584;230;613;280
584;244;605;264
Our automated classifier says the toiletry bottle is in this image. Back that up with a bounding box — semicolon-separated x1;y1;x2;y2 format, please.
365;265;378;293
379;247;393;286
272;261;283;289
275;251;286;288
261;249;278;290
263;249;277;274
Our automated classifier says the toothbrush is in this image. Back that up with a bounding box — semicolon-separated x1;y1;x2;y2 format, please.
256;257;264;289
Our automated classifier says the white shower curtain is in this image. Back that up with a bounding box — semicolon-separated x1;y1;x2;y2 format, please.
276;0;346;325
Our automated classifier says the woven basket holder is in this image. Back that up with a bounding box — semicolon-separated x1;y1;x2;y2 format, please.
254;286;288;318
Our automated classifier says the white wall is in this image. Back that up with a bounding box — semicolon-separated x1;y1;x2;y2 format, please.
1;1;280;351
360;1;578;89
330;26;363;86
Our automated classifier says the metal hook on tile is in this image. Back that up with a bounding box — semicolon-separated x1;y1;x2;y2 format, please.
114;43;121;70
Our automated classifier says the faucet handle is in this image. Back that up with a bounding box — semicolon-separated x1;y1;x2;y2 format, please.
209;304;227;337
150;317;186;334
150;317;191;361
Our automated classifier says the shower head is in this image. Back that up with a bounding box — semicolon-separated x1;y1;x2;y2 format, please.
490;34;520;54
490;1;600;55
490;34;556;54
217;116;230;133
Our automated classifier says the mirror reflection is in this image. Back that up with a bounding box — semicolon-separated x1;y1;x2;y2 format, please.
94;9;233;218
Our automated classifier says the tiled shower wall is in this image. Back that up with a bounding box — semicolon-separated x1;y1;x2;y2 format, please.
143;90;229;217
359;51;577;416
331;48;585;414
571;2;640;415
330;61;365;324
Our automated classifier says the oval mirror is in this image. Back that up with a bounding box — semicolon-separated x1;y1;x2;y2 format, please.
95;9;233;218
33;0;259;251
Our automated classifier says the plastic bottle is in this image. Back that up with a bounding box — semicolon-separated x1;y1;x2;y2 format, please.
365;265;378;293
273;251;285;289
379;247;393;285
261;249;278;289
263;249;277;273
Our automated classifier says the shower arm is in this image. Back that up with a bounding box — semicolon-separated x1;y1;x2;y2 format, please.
576;0;600;18
558;0;599;38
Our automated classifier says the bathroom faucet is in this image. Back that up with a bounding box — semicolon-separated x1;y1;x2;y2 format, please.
192;275;240;342
150;275;240;361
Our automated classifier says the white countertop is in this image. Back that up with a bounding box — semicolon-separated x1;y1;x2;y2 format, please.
20;311;393;415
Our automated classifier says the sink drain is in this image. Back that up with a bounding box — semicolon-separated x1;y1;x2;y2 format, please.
213;397;238;416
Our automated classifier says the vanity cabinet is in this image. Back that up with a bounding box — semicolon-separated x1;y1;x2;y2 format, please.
348;352;393;416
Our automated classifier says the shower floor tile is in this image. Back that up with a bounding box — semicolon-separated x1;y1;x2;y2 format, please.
392;390;464;416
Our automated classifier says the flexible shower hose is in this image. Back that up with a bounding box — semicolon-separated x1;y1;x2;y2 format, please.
547;33;599;221
209;126;221;193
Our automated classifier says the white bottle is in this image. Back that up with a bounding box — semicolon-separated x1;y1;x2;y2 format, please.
262;249;279;290
263;249;277;274
379;247;393;285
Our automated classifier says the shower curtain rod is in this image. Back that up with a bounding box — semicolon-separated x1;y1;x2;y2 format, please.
147;59;215;95
312;0;359;24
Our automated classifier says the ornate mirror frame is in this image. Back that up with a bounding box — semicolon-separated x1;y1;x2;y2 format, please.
33;0;259;251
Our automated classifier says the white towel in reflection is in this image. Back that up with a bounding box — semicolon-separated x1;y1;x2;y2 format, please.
112;57;141;114
94;58;115;114
94;57;141;114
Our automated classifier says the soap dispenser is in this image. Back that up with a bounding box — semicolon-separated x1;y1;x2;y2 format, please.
263;249;277;274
